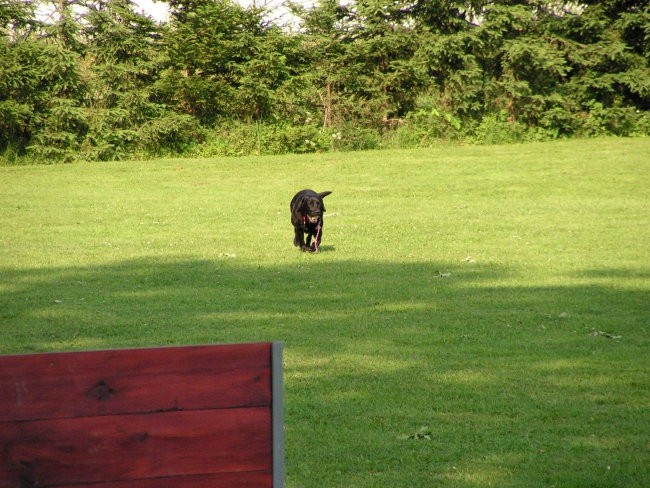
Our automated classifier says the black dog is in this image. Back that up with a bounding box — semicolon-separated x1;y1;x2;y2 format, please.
290;189;332;252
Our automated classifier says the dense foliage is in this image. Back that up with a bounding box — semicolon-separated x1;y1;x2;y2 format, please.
1;0;648;162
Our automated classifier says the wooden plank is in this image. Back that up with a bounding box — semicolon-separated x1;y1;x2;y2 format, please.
0;344;272;421
53;472;273;488
0;408;272;487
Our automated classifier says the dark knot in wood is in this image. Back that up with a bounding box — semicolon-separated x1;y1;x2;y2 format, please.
87;380;115;401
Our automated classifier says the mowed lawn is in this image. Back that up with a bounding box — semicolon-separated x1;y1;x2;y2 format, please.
1;137;648;487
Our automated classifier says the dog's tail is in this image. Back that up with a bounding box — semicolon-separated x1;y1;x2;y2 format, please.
319;191;332;198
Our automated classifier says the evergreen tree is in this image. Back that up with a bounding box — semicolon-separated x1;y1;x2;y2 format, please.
0;0;39;156
161;0;303;124
1;1;86;161
292;0;355;127
1;0;648;162
82;0;188;159
295;0;424;127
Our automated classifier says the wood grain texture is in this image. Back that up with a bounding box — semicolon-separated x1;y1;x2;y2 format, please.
0;343;271;421
2;408;271;486
51;472;273;488
0;343;277;488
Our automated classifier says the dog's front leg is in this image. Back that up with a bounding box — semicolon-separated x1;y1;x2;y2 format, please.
294;227;307;251
305;231;313;251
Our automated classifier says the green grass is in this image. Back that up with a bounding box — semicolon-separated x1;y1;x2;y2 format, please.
1;137;649;487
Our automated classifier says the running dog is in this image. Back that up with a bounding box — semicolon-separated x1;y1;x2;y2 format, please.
290;189;332;252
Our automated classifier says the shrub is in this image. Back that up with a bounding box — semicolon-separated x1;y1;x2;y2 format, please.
402;105;465;144
539;107;579;138
262;125;329;154
331;126;381;152
137;113;204;156
469;111;533;144
80;128;139;161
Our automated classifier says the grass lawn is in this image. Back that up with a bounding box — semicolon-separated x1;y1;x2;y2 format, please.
1;137;649;487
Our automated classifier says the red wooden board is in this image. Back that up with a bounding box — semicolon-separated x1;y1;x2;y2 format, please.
0;343;271;422
0;343;277;488
52;472;273;488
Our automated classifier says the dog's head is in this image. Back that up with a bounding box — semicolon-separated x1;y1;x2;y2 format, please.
293;190;331;223
303;196;325;222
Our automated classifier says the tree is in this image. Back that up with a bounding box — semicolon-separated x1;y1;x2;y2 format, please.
0;0;86;161
294;0;425;128
1;0;39;156
413;0;649;137
540;0;649;134
160;0;304;124
38;0;87;52
81;0;181;159
2;0;649;162
291;0;354;127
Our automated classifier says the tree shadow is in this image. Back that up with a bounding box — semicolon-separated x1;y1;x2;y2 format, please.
0;258;509;352
0;258;648;486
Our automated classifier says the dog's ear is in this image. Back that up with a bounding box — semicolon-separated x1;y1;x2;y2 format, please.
299;196;312;212
319;191;331;212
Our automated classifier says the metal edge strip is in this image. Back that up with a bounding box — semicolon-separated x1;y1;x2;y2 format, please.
272;342;285;488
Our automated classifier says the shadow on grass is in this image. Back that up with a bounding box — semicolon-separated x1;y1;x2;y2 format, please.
1;258;648;486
